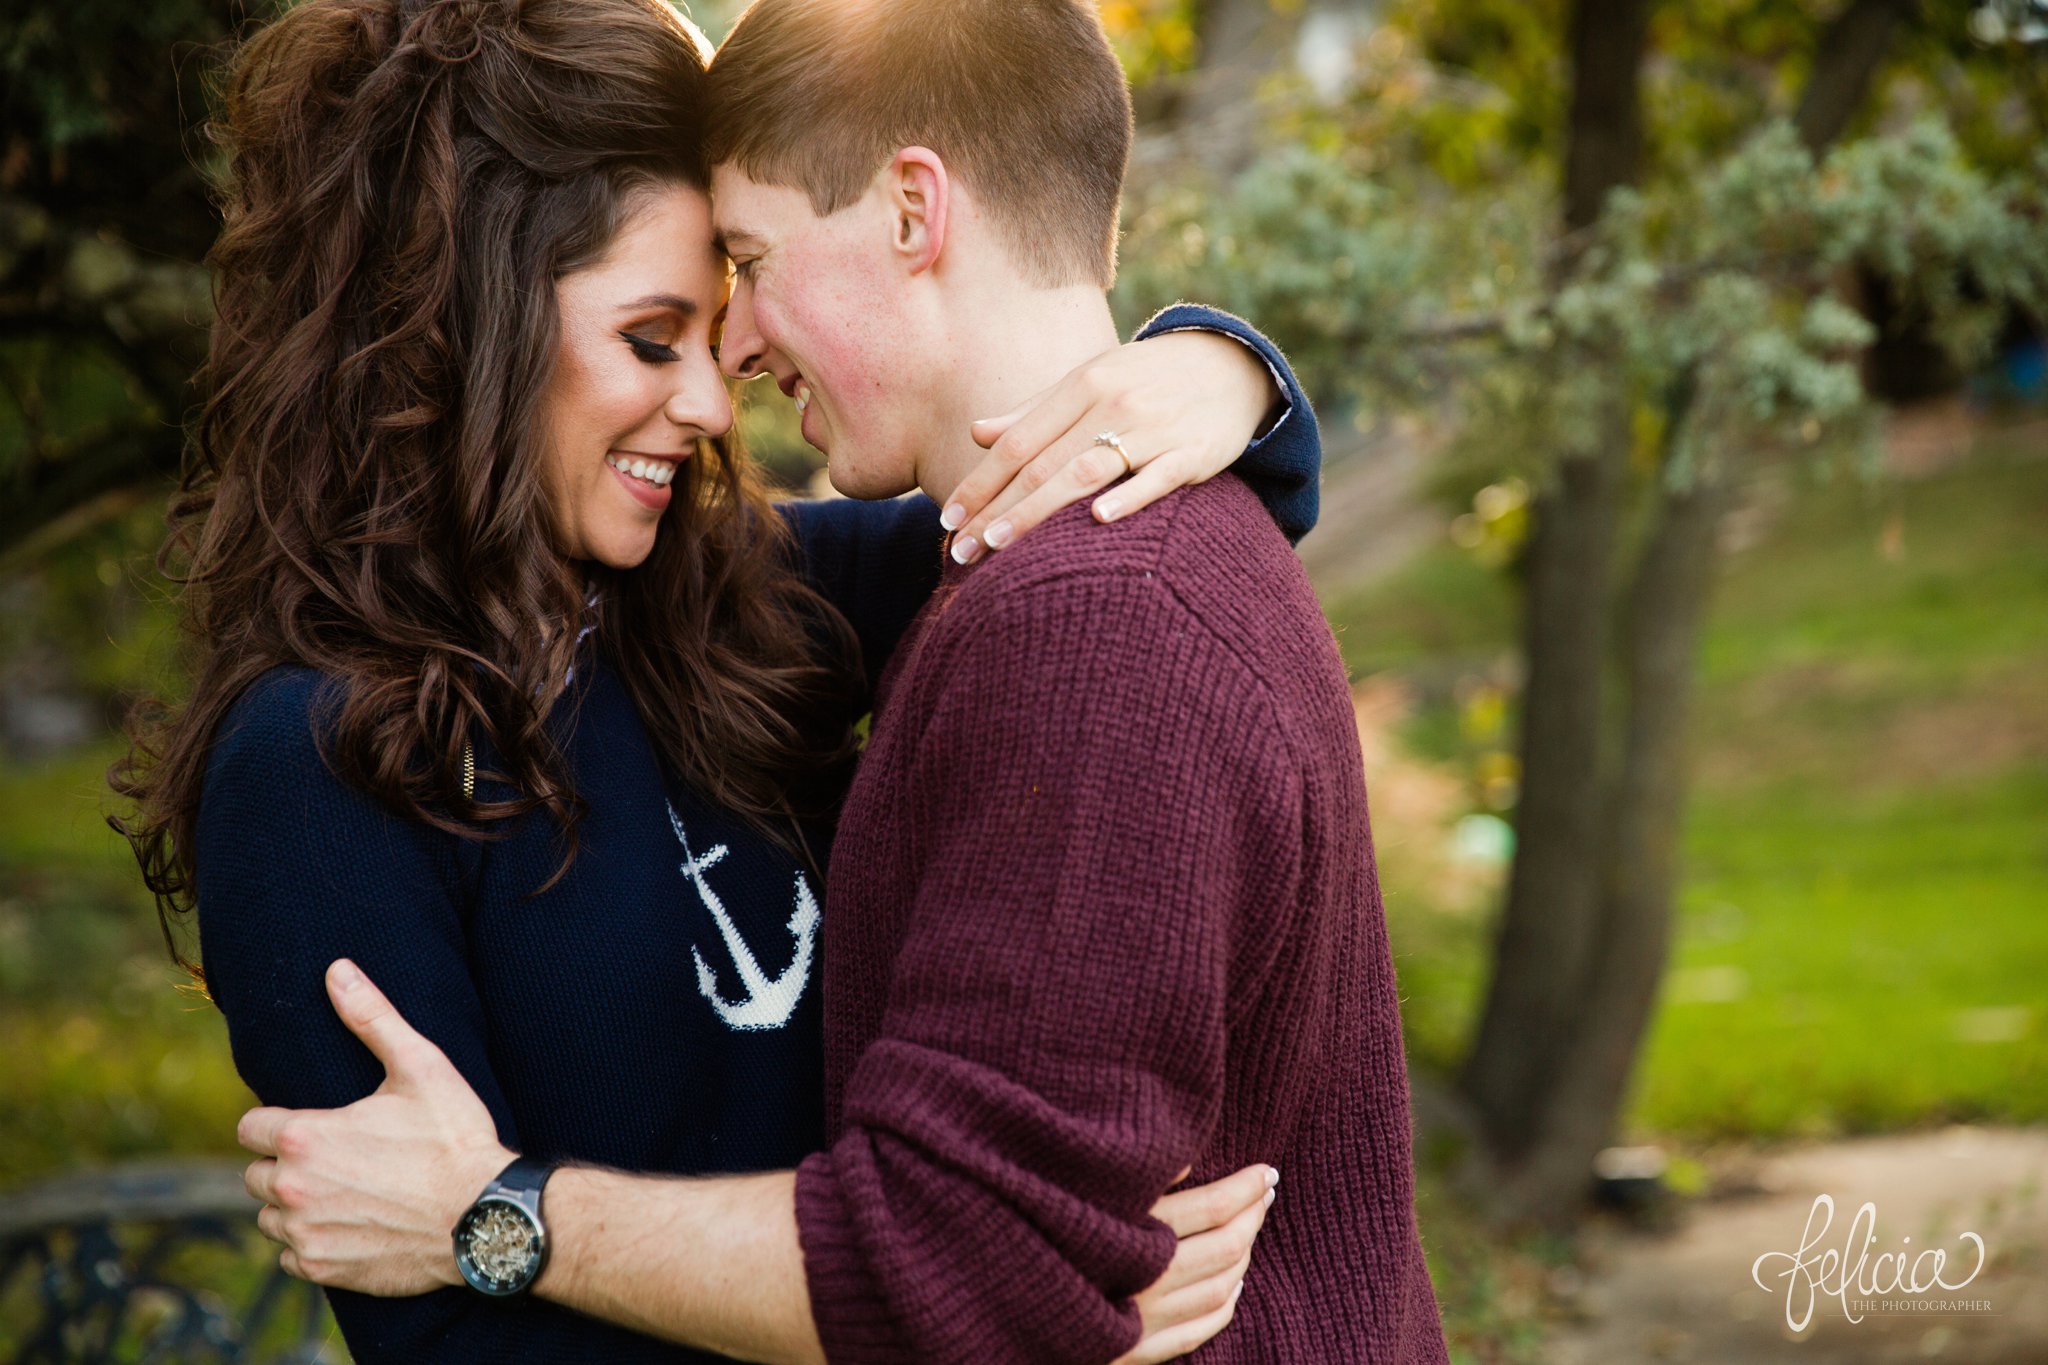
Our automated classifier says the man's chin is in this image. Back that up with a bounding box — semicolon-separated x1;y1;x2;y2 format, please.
825;456;917;503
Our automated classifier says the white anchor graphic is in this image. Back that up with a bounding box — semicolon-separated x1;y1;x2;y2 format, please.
668;802;818;1032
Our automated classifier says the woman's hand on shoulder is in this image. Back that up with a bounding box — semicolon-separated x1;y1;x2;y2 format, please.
939;330;1278;564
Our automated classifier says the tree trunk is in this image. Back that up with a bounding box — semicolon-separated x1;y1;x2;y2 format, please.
1561;0;1654;234
1490;475;1730;1226
1457;444;1623;1158
1794;0;1919;154
1456;0;1648;1162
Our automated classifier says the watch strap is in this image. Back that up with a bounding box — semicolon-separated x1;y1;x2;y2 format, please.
487;1155;555;1206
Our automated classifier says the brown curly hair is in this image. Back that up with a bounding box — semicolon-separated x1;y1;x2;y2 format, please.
112;0;863;978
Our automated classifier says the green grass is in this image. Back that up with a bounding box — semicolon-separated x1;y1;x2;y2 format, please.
1641;439;2048;1138
1326;430;2048;1143
1644;768;2048;1138
0;740;252;1188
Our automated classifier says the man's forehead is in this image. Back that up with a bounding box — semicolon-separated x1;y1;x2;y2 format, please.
709;167;818;251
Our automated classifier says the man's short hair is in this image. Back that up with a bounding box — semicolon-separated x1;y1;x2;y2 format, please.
706;0;1133;288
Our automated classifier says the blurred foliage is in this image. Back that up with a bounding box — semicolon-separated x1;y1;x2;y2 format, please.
1101;0;1203;85
3;0;228;216
1;496;182;708
1251;0;2047;187
2;0;233;556
1119;113;2046;500
1313;0;1569;186
1111;0;2047;530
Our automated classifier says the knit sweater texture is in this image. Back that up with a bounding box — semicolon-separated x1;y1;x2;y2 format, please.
796;473;1450;1364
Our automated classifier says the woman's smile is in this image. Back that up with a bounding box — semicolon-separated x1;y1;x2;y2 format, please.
606;449;686;510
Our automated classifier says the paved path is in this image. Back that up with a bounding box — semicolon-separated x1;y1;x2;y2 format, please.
1547;1126;2048;1363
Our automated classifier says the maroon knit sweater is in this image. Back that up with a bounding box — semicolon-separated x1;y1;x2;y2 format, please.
794;474;1449;1364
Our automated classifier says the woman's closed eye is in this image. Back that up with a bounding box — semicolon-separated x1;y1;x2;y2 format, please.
620;331;679;364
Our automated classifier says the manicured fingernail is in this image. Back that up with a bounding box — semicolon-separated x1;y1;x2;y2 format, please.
1230;1281;1245;1304
332;959;363;991
940;502;965;530
1095;495;1123;522
984;520;1012;549
951;534;981;564
1263;1187;1277;1208
1265;1166;1280;1187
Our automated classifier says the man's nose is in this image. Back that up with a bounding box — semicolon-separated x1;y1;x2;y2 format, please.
717;286;765;381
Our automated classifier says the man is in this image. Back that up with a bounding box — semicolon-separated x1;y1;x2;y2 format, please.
240;1;1449;1361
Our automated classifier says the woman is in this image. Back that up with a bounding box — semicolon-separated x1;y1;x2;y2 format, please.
114;0;1318;1360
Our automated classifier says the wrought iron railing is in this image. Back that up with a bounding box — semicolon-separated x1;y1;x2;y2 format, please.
0;1160;343;1364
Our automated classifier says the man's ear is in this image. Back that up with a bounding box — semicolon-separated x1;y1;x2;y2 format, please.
886;146;949;275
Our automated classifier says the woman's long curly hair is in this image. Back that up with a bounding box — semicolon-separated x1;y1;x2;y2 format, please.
112;0;863;978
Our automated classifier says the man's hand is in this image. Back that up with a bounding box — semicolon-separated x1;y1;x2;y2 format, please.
238;959;512;1295
941;329;1279;563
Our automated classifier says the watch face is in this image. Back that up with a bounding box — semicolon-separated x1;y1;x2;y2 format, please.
456;1197;542;1295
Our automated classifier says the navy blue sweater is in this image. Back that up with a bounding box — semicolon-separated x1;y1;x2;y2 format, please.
193;307;1318;1363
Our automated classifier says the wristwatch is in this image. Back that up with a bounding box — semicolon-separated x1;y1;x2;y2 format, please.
452;1155;555;1297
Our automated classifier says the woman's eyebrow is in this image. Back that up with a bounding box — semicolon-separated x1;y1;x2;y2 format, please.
618;292;697;316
